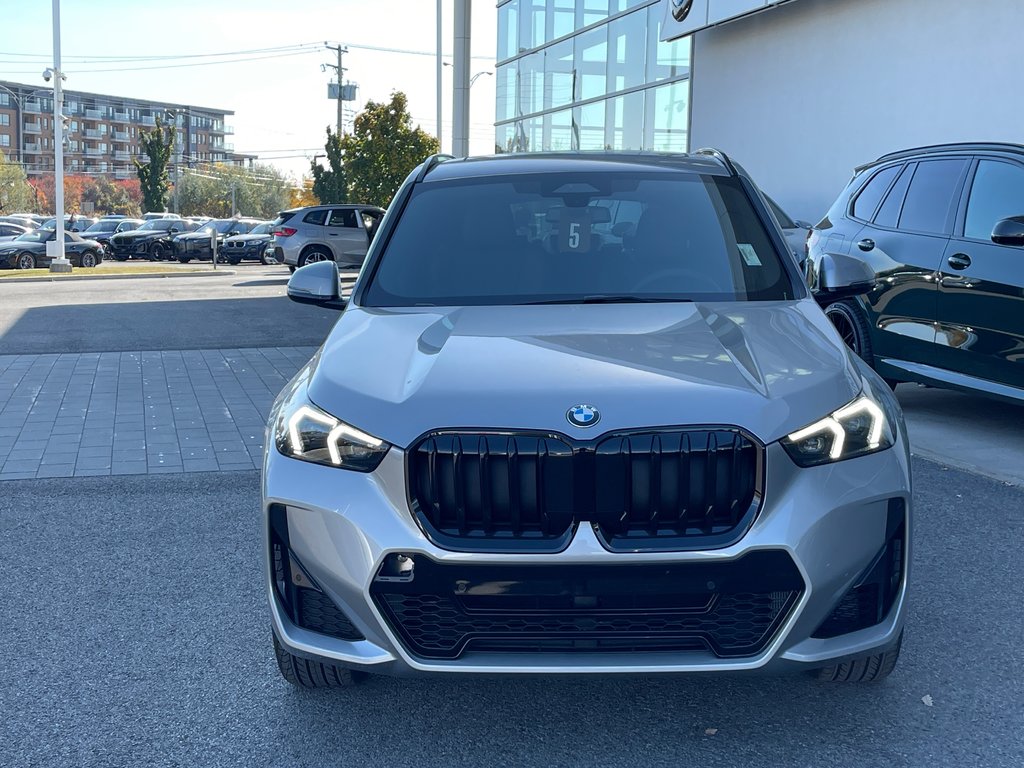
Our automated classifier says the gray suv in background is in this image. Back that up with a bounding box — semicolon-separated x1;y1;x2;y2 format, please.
270;204;385;271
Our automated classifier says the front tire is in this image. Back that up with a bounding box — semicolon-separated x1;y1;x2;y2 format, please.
151;243;168;261
16;252;36;270
80;251;98;268
824;299;899;389
273;633;362;689
815;631;903;682
177;257;191;264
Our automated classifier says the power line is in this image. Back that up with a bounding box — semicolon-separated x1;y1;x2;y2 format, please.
1;50;320;75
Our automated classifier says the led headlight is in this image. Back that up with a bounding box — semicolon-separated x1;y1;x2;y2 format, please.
274;400;389;471
782;394;894;467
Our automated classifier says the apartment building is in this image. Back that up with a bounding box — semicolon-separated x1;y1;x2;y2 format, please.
0;80;251;180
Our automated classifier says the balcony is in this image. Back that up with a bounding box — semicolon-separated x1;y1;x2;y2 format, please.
23;100;42;113
111;111;129;122
114;150;130;160
23;121;42;133
113;130;129;141
24;142;41;152
115;167;134;179
85;147;104;156
85;108;103;119
141;115;156;126
84;128;104;139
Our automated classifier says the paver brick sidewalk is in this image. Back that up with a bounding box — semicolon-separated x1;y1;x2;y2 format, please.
0;347;316;480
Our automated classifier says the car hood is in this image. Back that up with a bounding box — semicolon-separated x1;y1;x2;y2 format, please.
224;233;270;243
305;300;862;449
111;230;167;241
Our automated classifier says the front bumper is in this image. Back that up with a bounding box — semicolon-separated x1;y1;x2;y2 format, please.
264;436;912;677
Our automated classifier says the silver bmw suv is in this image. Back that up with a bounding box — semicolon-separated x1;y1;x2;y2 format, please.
264;151;911;688
270;204;385;271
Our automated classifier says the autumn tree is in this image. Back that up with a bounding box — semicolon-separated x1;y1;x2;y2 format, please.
310;126;347;205
174;163;291;219
341;92;439;208
135;115;175;213
290;177;318;208
0;151;37;212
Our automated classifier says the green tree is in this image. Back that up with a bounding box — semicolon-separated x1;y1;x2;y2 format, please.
0;151;37;212
134;116;175;213
174;163;292;219
310;126;347;205
342;92;439;207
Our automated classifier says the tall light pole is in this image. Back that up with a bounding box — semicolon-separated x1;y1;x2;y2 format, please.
436;0;443;152
452;0;471;158
47;0;71;273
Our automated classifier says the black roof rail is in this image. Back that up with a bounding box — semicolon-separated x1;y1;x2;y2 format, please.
860;142;1024;171
694;147;738;175
416;153;455;182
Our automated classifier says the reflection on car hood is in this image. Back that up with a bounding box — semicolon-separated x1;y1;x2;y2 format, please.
111;230;167;241
305;300;861;448
224;233;270;243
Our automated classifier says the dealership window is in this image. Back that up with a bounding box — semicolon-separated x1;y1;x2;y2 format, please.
516;50;544;117
574;25;607;101
544;38;574;111
575;101;606;150
498;0;519;60
606;90;644;150
607;7;646;93
647;3;691;81
897;159;967;235
548;0;575;40
645;79;688;152
964;160;1024;241
576;0;609;29
520;0;547;50
544;108;574;151
496;64;516;122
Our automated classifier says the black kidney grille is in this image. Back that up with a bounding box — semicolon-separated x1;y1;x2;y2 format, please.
595;430;758;543
409;429;761;551
411;434;576;540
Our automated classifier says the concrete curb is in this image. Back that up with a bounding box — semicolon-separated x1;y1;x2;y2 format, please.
0;269;237;284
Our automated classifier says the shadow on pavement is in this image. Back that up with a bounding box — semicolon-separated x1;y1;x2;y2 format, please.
0;296;339;355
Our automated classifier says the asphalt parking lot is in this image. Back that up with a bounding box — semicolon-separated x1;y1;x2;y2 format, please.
1;270;1022;767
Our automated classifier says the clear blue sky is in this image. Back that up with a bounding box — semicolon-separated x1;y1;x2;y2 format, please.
0;0;498;178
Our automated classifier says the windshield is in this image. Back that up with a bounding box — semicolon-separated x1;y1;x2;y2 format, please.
85;221;119;233
14;231;50;243
364;172;798;307
249;222;272;235
138;220;175;231
213;219;242;234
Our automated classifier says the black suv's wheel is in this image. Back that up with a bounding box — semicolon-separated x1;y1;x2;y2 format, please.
824;299;899;389
815;631;903;682
273;633;362;689
298;247;332;267
227;254;242;265
151;243;168;261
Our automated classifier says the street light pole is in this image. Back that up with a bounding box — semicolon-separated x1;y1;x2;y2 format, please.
49;0;71;273
452;0;471;158
436;0;443;152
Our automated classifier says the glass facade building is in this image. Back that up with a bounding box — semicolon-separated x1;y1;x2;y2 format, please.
495;0;691;153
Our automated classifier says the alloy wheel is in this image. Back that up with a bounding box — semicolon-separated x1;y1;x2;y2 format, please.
16;252;35;270
826;307;860;354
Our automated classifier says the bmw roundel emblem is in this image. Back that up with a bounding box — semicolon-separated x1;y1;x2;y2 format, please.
567;404;600;428
670;0;694;22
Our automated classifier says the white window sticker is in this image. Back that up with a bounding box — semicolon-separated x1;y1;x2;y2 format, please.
738;243;762;266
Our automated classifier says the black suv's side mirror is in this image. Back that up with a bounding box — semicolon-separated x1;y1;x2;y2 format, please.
287;260;347;311
991;216;1024;247
808;252;875;303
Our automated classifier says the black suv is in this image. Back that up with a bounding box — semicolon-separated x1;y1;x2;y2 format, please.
808;143;1024;402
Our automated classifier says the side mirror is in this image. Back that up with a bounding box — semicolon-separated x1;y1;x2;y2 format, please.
809;252;875;303
287;260;347;310
991;215;1024;247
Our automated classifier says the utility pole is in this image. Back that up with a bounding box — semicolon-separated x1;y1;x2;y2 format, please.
48;0;71;273
436;0;443;152
452;0;471;158
324;42;348;136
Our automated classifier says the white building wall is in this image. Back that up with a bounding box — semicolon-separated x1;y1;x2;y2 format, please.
689;0;1024;222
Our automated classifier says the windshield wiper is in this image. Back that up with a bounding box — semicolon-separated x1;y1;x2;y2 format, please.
521;295;694;305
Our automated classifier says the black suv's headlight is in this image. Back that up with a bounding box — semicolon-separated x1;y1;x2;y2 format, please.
781;394;894;467
273;399;389;471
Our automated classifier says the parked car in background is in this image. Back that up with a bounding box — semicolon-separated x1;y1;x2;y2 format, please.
766;195;813;263
0;215;39;230
221;221;276;264
266;151;911;689
41;215;98;233
142;212;181;221
173;218;261;262
808;142;1024;401
0;222;29;241
83;218;144;256
109;218;196;261
0;230;104;269
270;204;384;271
